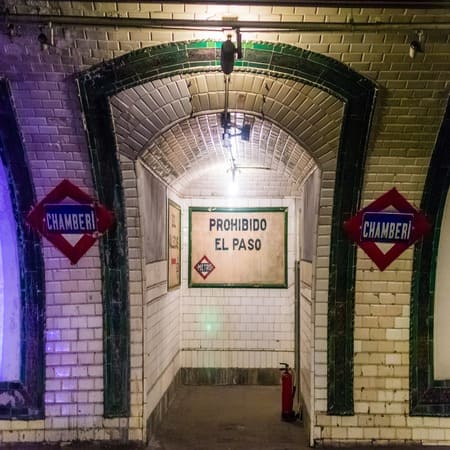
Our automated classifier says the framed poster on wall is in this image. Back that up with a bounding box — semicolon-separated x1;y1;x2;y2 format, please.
141;168;167;264
168;200;181;290
189;207;287;288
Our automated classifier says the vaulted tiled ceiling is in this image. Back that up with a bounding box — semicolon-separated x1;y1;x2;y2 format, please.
110;71;345;197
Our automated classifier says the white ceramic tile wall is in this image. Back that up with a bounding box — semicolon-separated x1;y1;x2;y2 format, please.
139;178;183;437
1;3;450;445
181;197;298;369
300;261;313;421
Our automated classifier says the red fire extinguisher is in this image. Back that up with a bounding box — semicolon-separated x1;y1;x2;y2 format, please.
280;363;297;422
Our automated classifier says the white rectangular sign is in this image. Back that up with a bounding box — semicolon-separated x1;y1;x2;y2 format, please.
189;207;287;287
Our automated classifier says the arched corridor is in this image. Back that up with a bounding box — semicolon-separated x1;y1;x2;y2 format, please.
77;39;375;441
0;2;450;447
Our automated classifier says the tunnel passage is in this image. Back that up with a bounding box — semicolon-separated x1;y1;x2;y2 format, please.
77;40;376;417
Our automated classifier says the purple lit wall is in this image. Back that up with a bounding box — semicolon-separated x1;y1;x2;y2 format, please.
0;160;20;381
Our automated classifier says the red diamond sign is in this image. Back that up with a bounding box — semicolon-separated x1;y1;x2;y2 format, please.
343;188;431;271
26;179;115;264
194;255;216;280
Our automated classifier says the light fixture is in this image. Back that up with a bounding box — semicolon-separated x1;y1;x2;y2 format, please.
221;113;254;190
409;30;424;58
38;29;49;50
220;29;248;190
221;34;235;75
7;23;16;39
221;112;254;142
241;116;254;141
220;28;242;75
38;22;54;50
4;9;20;40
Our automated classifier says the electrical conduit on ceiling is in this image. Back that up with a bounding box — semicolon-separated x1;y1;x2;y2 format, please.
3;13;450;31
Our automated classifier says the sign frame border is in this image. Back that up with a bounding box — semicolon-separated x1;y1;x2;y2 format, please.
167;199;181;290
188;206;288;288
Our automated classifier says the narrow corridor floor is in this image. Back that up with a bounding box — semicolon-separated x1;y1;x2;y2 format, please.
150;385;450;450
150;385;307;450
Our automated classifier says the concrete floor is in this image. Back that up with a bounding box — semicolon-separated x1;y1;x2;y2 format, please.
149;385;306;450
150;385;450;450
2;386;450;449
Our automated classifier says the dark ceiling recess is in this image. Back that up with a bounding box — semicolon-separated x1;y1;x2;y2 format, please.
45;0;450;7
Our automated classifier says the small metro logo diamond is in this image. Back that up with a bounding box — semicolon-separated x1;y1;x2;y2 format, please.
194;255;216;280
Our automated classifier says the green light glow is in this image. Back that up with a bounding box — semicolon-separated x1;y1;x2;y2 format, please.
200;308;222;333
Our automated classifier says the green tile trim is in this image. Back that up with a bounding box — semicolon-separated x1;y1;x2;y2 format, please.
76;86;130;417
410;97;450;416
76;40;376;416
0;79;45;420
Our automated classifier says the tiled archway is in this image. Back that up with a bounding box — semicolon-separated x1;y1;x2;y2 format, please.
77;40;376;417
110;72;344;198
411;98;450;416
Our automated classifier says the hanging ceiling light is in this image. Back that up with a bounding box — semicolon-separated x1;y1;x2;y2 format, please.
220;27;242;75
220;28;249;190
